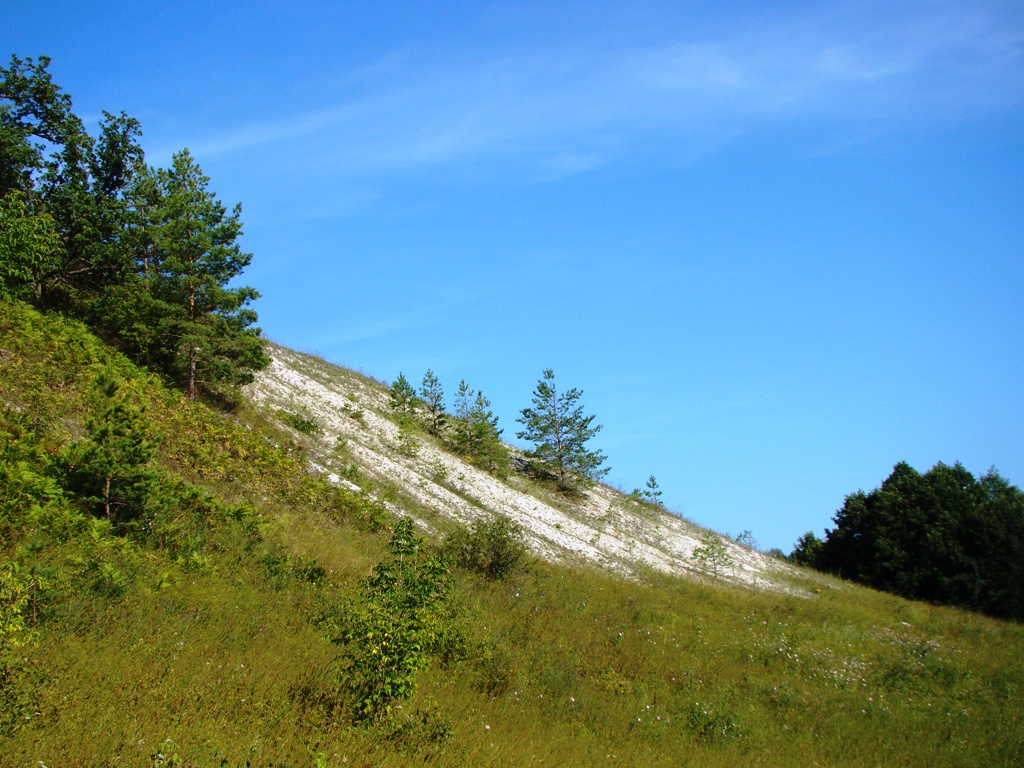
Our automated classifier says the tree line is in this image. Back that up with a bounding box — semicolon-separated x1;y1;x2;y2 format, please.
0;55;267;401
790;461;1024;621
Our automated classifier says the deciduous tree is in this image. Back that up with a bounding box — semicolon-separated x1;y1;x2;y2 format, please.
331;518;450;722
0;189;61;301
806;461;1024;620
1;56;144;305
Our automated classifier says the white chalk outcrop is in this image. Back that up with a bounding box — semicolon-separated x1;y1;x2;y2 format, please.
247;343;800;592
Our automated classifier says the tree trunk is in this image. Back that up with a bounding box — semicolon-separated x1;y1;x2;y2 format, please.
188;347;197;400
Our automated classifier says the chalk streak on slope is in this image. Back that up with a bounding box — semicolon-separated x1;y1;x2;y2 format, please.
247;343;800;592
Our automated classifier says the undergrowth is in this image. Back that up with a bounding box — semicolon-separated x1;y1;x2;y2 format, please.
1;301;1022;767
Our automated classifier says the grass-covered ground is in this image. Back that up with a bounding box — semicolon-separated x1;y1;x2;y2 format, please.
2;301;1022;767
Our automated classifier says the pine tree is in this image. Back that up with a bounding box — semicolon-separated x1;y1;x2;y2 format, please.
66;364;156;526
389;371;417;417
419;369;446;436
691;530;732;579
516;369;608;491
142;150;267;399
2;58;266;398
632;475;663;507
452;379;472;422
450;378;473;454
692;532;733;581
450;380;507;473
466;390;508;474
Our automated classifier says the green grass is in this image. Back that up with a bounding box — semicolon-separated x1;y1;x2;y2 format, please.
2;301;1023;767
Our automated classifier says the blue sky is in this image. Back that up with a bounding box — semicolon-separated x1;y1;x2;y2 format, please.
7;1;1023;551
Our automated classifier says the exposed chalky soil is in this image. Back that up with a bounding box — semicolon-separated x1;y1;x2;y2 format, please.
247;343;802;592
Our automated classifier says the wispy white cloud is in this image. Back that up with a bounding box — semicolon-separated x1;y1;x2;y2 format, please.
308;281;487;345
182;2;1023;179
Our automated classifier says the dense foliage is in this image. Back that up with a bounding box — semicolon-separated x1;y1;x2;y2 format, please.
444;514;527;581
796;461;1024;620
327;518;451;723
0;55;267;400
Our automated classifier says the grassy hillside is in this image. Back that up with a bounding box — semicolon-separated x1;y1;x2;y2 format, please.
1;301;1022;767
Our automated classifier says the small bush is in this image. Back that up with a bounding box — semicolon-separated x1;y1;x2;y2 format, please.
691;530;732;579
396;425;419;458
340;402;365;425
471;637;518;697
0;656;46;737
329;518;450;723
276;409;321;436
327;488;390;533
384;707;453;753
445;514;526;581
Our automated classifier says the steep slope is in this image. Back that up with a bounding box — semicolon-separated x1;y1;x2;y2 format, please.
247;342;799;591
5;304;1022;768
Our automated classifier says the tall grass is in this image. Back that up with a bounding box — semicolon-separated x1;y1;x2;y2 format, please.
2;302;1022;767
6;555;1021;766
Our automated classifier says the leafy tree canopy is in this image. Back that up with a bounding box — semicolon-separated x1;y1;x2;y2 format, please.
1;55;267;402
0;189;61;301
796;461;1024;620
1;56;146;304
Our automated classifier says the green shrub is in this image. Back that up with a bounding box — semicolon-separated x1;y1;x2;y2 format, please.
384;707;453;753
691;530;732;579
0;563;31;651
275;409;321;435
326;487;390;533
445;514;526;581
327;518;450;723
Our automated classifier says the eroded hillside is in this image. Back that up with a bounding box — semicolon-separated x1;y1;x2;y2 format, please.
247;342;799;591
